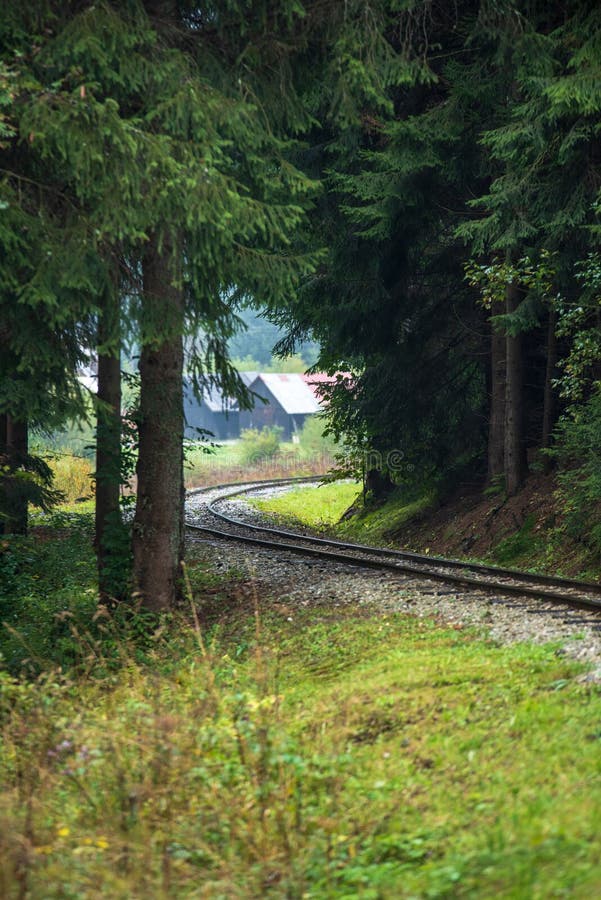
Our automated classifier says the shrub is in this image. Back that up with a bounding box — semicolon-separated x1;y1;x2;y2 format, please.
552;386;601;554
239;426;282;465
0;453;64;527
0;509;96;673
48;454;94;503
299;414;339;456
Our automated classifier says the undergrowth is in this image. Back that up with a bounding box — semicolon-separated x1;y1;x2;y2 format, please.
0;509;97;673
47;454;95;503
184;440;335;490
255;480;601;578
2;512;601;896
2;593;601;897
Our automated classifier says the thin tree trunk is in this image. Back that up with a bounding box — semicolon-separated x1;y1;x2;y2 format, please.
5;416;29;535
542;306;558;468
488;301;506;483
504;277;528;495
95;279;123;603
0;413;7;536
132;232;184;612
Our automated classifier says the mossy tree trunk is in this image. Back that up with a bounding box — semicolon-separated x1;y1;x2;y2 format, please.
132;232;184;612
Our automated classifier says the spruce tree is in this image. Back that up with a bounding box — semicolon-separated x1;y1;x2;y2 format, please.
278;1;492;484
2;0;320;608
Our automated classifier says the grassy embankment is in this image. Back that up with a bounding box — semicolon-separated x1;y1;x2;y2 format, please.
1;508;601;896
250;478;601;578
250;481;429;539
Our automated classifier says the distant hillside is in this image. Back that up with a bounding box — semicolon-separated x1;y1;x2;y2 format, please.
228;309;319;367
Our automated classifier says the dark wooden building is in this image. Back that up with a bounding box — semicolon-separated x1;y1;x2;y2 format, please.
183;373;258;441
183;381;238;440
240;373;321;441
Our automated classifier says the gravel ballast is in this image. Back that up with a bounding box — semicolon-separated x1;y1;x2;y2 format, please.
186;485;601;682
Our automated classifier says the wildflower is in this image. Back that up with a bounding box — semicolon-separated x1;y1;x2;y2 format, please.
48;738;73;760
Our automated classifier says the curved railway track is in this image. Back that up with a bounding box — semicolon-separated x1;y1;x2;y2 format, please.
186;477;601;614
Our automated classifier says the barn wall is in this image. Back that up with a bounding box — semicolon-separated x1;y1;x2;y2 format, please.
240;383;294;440
184;390;239;441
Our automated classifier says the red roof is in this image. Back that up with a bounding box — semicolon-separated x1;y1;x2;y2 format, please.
301;372;352;403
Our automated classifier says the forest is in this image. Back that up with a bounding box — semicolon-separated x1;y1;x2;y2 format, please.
3;3;601;896
2;1;601;609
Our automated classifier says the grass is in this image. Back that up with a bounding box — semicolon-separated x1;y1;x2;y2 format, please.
184;440;335;489
251;481;361;529
488;515;601;580
2;595;601;896
250;481;435;544
492;514;539;566
252;480;601;580
336;490;436;545
3;511;601;896
47;453;95;503
0;508;98;673
34;434;333;505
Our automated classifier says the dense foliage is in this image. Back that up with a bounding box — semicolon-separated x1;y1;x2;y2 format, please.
276;0;601;508
2;517;600;896
0;0;343;605
2;0;601;605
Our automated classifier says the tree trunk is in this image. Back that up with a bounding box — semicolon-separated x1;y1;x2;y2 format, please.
5;417;29;535
504;278;528;495
132;233;184;612
541;306;558;470
487;301;506;483
95;281;123;603
0;413;7;536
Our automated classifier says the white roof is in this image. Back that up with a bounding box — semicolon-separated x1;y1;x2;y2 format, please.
183;379;238;413
252;373;321;415
77;374;98;394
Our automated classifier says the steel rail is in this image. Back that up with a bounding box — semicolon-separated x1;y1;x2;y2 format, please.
205;480;601;594
185;477;601;613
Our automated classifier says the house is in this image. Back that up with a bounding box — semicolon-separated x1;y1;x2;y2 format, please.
239;373;321;441
183;381;238;441
80;370;335;443
183;373;258;441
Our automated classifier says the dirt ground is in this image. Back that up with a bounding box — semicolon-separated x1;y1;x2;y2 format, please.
390;470;576;567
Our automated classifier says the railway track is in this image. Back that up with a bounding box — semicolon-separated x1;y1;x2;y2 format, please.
186;477;601;614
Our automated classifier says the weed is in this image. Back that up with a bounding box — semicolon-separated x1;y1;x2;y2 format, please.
1;592;601;897
3;512;601;896
0;510;96;673
184;438;335;489
239;426;283;465
253;482;436;546
493;514;538;565
47;454;94;503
